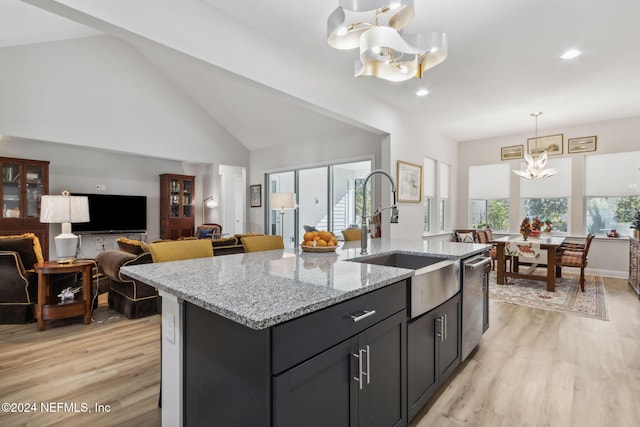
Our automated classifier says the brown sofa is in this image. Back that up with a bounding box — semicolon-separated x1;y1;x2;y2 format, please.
95;238;159;319
0;233;80;323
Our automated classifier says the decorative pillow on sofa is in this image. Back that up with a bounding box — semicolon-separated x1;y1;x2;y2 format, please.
0;233;44;269
116;238;149;255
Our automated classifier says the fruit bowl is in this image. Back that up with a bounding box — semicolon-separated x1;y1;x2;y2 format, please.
300;244;338;253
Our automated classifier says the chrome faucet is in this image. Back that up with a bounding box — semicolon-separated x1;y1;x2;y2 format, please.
360;169;399;254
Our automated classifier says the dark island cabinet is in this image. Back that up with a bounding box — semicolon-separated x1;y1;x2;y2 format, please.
273;310;406;427
407;293;461;421
184;280;407;427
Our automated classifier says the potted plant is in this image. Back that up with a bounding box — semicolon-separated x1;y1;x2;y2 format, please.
632;209;640;239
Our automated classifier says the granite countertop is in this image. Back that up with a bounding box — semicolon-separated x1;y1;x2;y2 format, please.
121;238;488;330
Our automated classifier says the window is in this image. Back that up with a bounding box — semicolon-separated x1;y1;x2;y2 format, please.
439;162;450;231
520;157;571;232
585;151;640;235
469;163;510;231
423;157;435;232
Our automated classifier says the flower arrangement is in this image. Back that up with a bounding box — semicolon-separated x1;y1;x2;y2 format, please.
519;217;531;240
520;216;549;239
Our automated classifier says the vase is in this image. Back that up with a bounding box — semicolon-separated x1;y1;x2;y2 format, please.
521;233;528;241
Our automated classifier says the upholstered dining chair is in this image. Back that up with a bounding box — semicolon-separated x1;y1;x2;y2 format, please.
148;239;213;263
555;234;595;291
342;228;361;241
476;229;498;271
240;235;285;252
454;229;478;243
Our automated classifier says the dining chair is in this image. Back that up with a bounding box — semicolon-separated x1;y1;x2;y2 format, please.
241;235;285;252
454;229;478;243
148;239;213;263
555;234;595;291
342;228;361;241
476;229;497;271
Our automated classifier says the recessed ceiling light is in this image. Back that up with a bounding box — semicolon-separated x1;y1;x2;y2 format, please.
561;49;581;59
416;89;429;97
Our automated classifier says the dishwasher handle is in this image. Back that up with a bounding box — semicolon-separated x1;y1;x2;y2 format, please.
465;256;491;270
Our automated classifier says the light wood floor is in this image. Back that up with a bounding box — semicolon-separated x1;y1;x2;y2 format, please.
1;278;639;427
0;294;161;427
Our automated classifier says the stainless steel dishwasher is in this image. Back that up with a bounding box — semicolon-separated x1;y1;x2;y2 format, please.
461;255;492;361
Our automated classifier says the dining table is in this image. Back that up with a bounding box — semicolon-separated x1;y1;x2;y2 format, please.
492;235;566;292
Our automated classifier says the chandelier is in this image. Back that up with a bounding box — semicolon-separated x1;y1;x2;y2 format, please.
513;112;559;179
327;0;447;82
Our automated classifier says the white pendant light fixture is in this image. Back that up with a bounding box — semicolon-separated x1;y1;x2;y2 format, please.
513;112;559;179
327;0;447;82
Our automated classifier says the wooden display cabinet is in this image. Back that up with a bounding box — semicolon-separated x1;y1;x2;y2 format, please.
160;173;195;239
0;157;50;260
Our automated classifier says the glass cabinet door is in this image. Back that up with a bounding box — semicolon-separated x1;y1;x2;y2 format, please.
25;164;44;218
170;178;180;217
2;162;21;219
183;179;193;218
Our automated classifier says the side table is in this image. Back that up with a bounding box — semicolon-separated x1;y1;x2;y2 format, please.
34;260;94;331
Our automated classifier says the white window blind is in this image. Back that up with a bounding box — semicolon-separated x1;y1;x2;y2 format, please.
469;163;510;199
520;157;571;198
585;151;640;196
423;157;435;197
439;162;450;199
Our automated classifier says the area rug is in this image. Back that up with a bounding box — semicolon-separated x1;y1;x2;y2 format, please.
488;270;608;320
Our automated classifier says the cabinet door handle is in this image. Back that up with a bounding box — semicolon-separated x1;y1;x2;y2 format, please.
365;345;371;385
350;309;376;323
443;314;447;341
435;316;444;342
353;349;364;390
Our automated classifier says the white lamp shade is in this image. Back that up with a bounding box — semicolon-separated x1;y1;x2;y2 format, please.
270;192;296;210
40;195;90;223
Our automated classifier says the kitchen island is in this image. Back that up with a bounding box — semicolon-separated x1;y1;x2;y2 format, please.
122;238;488;427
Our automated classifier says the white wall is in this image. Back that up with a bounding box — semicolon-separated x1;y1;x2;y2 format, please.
458;116;640;277
0;36;249;165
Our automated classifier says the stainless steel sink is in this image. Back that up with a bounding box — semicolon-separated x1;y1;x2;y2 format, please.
348;252;460;318
347;253;444;270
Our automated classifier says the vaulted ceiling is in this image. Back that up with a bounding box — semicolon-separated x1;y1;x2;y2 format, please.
3;0;640;150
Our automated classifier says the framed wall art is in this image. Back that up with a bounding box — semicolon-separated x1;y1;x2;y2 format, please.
568;136;597;153
527;134;563;156
501;145;524;160
249;184;262;207
397;160;422;203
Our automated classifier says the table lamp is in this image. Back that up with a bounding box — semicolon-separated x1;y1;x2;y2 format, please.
270;192;296;238
40;191;90;263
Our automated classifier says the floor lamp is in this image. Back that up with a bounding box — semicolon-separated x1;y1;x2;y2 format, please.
270;192;296;238
202;195;218;223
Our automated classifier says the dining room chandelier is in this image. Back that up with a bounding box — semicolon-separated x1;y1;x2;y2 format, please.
327;0;447;82
513;112;559;179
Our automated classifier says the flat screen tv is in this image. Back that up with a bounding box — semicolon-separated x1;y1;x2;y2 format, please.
71;193;147;234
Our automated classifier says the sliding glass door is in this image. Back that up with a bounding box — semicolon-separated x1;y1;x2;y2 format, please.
266;160;371;246
268;171;296;247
